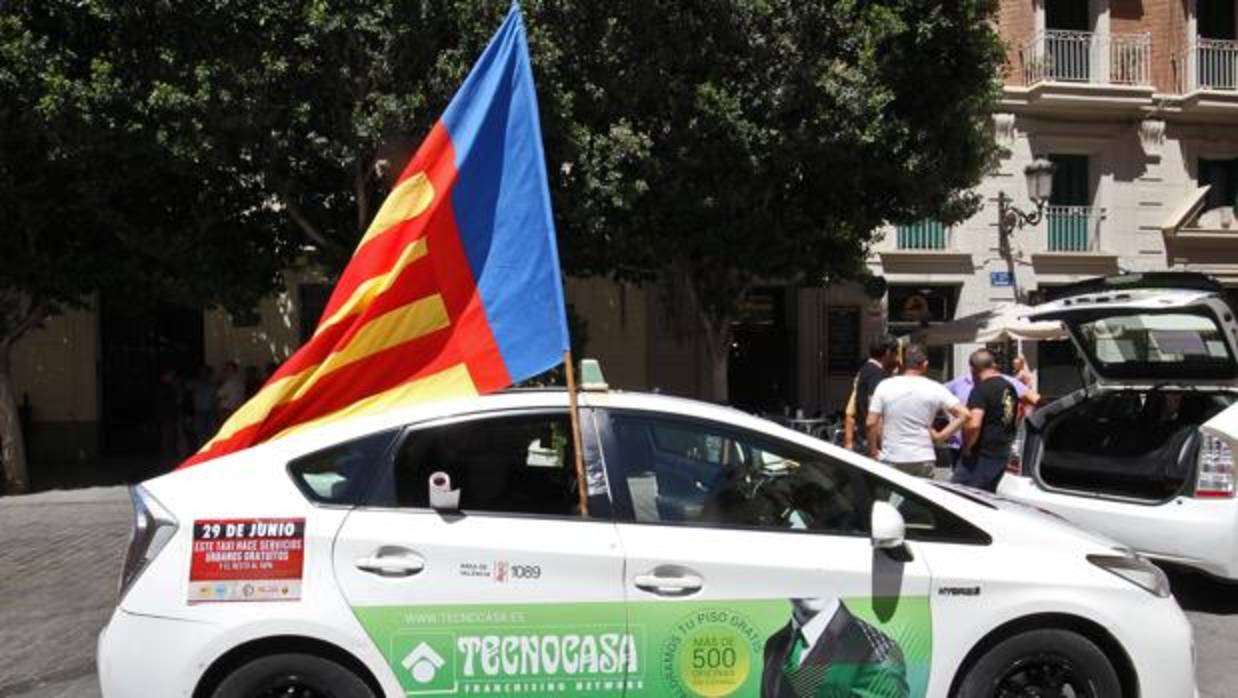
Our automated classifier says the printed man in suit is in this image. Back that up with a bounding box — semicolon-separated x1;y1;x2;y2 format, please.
761;597;908;698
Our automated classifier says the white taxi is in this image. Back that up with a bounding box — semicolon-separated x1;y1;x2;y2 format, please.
98;384;1195;697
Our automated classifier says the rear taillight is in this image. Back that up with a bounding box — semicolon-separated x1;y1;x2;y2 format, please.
119;485;178;599
1195;432;1236;499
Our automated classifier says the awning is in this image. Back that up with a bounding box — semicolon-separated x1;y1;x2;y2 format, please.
908;304;1068;346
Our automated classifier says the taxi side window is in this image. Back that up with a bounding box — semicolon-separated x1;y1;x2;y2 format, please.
609;415;866;535
391;413;591;518
288;429;396;505
863;475;991;545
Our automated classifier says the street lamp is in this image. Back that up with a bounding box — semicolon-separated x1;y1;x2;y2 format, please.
996;156;1056;302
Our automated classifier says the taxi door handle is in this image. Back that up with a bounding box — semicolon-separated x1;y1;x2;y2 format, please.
355;550;425;577
634;570;704;596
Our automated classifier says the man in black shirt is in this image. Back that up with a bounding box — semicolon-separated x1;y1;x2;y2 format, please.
956;349;1018;492
842;335;899;454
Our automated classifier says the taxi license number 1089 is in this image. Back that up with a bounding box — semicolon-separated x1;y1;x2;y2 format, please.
509;564;541;579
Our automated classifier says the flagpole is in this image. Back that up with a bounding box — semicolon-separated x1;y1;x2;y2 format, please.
564;350;589;517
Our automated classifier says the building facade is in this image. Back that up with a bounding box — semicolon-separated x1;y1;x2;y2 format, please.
871;0;1238;390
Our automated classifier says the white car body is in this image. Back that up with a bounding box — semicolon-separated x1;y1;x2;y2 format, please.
999;274;1238;580
98;389;1195;697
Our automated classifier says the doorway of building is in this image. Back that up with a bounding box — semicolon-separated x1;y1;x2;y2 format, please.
729;287;796;413
99;296;203;456
887;284;959;381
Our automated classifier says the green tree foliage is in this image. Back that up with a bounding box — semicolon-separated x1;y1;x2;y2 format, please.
547;0;1005;399
0;2;298;489
0;0;1003;488
0;1;497;489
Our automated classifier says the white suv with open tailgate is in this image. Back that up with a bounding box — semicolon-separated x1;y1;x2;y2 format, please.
1000;272;1238;580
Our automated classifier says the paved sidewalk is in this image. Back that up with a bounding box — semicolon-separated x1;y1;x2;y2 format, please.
0;487;129;698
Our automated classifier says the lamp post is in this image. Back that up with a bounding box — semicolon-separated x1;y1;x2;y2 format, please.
997;157;1056;302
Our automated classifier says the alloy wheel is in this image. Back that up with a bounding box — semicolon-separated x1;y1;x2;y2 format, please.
251;673;332;698
993;652;1094;698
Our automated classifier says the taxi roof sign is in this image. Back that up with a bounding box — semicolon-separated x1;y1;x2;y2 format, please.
579;358;608;391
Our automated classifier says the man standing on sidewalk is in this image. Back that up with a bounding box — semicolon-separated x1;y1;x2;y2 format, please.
956;349;1020;491
842;335;900;454
943;365;1039;468
865;345;969;478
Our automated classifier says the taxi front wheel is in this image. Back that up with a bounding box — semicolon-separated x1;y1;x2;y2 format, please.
210;652;375;698
956;629;1122;698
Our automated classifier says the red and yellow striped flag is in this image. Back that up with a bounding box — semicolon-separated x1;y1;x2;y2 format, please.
181;6;569;467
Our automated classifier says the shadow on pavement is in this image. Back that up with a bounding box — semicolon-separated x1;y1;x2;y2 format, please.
0;662;98;697
1160;563;1238;614
19;457;166;496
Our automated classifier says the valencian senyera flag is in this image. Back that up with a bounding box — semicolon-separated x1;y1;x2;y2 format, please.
181;4;569;468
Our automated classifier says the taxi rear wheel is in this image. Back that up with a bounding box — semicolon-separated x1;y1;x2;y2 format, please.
210;652;375;698
956;629;1121;698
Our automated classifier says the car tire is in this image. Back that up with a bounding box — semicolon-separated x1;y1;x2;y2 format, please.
210;652;375;698
956;629;1122;698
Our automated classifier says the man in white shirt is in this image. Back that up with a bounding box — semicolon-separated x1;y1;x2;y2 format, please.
865;344;968;478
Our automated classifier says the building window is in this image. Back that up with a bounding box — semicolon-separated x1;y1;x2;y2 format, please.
1198;0;1236;40
1049;154;1090;206
1047;154;1093;252
886;285;958;381
1045;0;1089;31
1200;158;1238;213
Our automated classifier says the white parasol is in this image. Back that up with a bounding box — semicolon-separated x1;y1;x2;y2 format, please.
909;304;1068;346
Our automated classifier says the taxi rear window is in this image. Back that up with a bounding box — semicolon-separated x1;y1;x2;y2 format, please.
288;430;396;504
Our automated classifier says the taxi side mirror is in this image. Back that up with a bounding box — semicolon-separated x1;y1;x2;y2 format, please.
870;501;906;550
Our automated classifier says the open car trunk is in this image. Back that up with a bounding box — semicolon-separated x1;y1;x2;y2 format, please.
1028;388;1236;501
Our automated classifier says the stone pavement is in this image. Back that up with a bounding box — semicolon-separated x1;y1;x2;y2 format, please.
0;487;129;698
1165;565;1238;698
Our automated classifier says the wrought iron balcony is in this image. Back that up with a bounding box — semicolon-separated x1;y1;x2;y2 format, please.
895;220;950;251
1179;38;1238;92
1023;31;1151;86
1045;206;1105;253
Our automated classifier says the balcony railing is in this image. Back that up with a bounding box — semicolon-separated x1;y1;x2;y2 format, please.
895;220;950;250
1179;38;1238;92
1045;206;1104;252
1023;31;1151;86
1110;33;1153;85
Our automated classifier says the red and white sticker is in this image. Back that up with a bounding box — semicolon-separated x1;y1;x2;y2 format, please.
188;518;305;603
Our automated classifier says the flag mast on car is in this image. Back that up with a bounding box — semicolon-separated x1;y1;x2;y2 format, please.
180;3;589;513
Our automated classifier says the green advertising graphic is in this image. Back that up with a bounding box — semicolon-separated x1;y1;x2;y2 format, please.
352;596;931;697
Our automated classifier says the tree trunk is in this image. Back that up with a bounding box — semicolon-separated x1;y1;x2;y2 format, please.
678;268;736;405
705;340;729;404
0;343;29;494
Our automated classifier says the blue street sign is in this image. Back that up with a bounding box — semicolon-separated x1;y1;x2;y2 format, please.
990;271;1013;287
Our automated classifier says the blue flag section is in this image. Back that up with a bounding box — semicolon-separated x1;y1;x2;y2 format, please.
442;3;571;382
